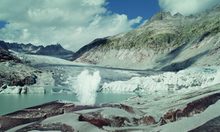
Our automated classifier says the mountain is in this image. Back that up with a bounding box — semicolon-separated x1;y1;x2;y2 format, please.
0;46;54;91
0;41;55;91
0;41;74;60
0;46;20;63
72;5;220;71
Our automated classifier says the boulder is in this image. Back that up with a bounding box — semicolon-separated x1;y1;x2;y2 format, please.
9;75;37;87
78;114;111;128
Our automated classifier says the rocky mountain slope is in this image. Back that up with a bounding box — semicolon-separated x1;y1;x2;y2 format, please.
0;45;54;94
0;47;20;63
73;5;220;70
0;41;74;60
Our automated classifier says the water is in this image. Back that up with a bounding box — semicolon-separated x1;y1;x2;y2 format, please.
0;65;150;115
0;92;133;115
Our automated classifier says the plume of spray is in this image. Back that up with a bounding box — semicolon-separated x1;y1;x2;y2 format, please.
74;69;101;105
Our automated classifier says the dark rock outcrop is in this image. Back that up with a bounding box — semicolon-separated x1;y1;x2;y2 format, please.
0;73;37;88
0;116;46;131
79;114;111;128
0;41;8;50
14;122;74;132
139;116;156;125
0;48;21;63
9;75;37;87
159;93;220;125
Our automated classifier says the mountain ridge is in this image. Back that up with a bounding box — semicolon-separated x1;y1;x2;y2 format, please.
0;40;74;60
72;4;220;70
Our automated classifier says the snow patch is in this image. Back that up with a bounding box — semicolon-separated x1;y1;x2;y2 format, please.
0;86;45;94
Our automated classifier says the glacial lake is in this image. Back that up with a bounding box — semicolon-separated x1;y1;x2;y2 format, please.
0;92;134;115
0;64;153;115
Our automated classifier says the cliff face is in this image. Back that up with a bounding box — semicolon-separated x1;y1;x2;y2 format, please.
0;46;21;63
73;6;220;70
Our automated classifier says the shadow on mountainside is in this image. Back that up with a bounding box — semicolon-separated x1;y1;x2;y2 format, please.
72;38;108;60
189;116;220;132
158;43;188;65
160;50;209;72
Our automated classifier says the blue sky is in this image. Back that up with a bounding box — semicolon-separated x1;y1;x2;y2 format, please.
0;21;7;29
107;0;161;20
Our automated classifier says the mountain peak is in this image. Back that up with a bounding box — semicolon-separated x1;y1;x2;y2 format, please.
150;11;172;21
44;44;63;49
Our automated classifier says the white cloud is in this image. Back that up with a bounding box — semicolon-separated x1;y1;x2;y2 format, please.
0;0;142;51
159;0;220;16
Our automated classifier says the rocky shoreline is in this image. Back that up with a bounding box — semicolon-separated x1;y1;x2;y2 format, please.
1;90;220;131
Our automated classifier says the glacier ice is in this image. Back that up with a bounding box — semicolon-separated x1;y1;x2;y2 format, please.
101;67;220;94
0;86;45;94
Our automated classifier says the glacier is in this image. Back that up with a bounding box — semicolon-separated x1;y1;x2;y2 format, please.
101;67;220;94
0;85;46;94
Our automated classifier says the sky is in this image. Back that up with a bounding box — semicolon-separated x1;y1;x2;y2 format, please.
0;0;219;51
107;0;160;24
0;21;7;28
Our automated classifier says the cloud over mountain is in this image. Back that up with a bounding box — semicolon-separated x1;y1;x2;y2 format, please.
159;0;220;15
0;0;142;51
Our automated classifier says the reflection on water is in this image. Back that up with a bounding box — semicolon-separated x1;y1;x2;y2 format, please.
0;92;133;115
